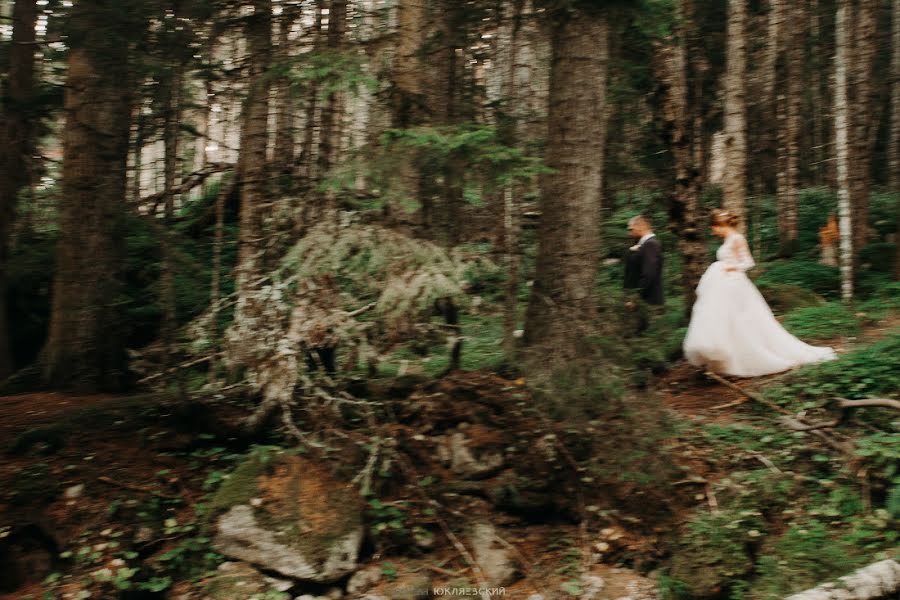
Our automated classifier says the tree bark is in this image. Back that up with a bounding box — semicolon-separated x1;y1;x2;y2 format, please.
890;0;900;191
892;0;900;281
160;64;182;371
500;0;525;356
274;8;297;177
391;0;428;222
523;9;608;363
849;0;877;258
777;0;803;256
762;0;786;197
722;0;748;228
835;0;854;302
298;0;324;186
316;0;348;178
654;0;706;318
0;0;38;379
438;1;465;247
42;2;135;390
236;0;273;284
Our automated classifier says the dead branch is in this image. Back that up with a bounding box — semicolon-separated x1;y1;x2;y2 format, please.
137;353;221;384
97;476;182;500
703;371;791;415
837;398;900;411
776;415;852;453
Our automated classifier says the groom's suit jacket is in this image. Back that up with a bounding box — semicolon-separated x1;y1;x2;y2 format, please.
624;236;664;305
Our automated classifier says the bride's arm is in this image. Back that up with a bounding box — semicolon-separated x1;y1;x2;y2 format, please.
725;235;755;272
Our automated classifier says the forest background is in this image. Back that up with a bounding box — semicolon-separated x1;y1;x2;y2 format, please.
0;0;899;599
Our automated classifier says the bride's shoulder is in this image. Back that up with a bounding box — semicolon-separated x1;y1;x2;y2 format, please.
727;232;747;243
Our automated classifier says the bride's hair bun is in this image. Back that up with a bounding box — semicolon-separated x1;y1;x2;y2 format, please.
711;208;740;227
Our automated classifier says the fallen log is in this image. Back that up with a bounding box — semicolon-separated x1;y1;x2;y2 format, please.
785;558;900;600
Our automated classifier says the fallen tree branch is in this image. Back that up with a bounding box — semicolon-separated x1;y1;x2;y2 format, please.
137;353;221;384
837;398;900;411
776;415;852;454
785;558;900;600
703;371;791;415
703;371;851;453
97;476;182;500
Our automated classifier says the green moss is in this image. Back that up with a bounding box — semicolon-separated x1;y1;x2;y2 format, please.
208;447;277;517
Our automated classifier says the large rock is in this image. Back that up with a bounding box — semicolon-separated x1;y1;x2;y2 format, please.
437;426;505;480
211;451;364;583
468;522;518;587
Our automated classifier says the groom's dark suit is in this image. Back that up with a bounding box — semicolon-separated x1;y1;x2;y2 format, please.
624;235;664;305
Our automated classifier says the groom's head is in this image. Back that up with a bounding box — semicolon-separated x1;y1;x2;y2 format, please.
627;215;652;239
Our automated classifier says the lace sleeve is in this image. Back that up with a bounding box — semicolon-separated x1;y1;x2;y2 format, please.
727;234;755;272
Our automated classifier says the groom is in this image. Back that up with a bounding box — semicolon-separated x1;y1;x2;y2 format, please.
624;215;664;332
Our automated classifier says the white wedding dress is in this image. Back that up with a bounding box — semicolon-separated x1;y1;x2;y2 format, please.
683;232;837;377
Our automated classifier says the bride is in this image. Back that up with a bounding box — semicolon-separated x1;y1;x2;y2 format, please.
683;209;837;377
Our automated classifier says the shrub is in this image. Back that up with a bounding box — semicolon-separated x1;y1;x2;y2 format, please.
755;260;840;298
858;241;897;274
764;334;900;404
781;303;860;341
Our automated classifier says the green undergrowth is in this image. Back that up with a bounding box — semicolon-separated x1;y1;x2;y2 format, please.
665;333;900;599
781;302;861;341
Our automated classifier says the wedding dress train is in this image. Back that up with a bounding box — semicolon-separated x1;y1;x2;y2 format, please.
683;232;837;377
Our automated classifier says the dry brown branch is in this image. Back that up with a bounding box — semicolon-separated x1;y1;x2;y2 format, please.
703;371;791;415
776;416;852;453
137;353;220;384
97;476;181;500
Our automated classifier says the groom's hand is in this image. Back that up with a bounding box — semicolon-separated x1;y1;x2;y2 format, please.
625;300;636;310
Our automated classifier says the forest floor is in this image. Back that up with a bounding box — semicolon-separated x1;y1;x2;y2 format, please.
0;315;897;600
659;313;900;420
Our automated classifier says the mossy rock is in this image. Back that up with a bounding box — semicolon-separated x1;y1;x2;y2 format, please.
212;449;364;583
756;282;826;314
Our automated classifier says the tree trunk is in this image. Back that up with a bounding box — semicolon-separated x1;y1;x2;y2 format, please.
274;8;296;178
236;0;273;285
655;0;706;318
762;0;786;197
0;0;38;378
892;0;900;282
500;0;525;356
835;0;854;302
42;3;135;390
722;0;748;228
890;0;900;191
316;0;348;179
160;65;182;371
391;0;428;223
298;0;324;187
809;0;828;187
523;9;608;363
849;0;877;258
777;0;803;256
